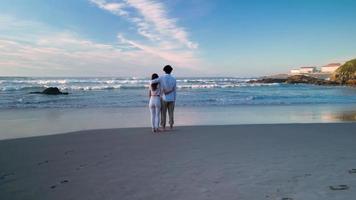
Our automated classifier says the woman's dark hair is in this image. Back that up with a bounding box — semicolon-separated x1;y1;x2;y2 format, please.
151;73;159;91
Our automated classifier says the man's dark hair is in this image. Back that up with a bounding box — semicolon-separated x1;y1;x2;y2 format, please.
163;65;173;74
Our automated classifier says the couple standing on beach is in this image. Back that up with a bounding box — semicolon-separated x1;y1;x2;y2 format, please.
148;65;177;133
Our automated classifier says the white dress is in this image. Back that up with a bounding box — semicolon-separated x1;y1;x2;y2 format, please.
149;84;161;129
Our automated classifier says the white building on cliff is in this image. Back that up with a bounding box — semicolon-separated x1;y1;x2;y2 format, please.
321;63;341;73
299;67;317;74
290;63;343;75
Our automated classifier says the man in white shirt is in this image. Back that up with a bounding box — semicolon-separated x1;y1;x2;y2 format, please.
151;65;177;129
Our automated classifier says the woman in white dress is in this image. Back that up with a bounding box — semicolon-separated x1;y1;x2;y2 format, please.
149;73;161;133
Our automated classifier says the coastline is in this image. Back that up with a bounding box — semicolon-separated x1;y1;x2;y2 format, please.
1;123;356;200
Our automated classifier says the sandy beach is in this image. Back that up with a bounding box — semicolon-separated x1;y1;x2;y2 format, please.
1;123;356;200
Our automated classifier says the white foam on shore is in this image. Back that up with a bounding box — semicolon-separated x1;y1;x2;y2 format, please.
0;77;257;91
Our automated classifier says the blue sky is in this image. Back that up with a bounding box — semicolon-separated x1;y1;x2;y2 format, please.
0;0;356;77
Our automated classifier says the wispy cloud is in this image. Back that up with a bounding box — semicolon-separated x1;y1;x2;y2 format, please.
0;35;169;76
117;34;199;66
0;15;200;76
125;0;198;49
0;0;202;76
89;0;200;70
89;0;128;16
90;0;198;48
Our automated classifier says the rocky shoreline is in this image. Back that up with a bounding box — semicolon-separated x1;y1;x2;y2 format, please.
248;75;341;86
250;58;356;86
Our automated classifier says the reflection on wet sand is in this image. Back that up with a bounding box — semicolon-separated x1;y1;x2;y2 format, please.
322;111;356;121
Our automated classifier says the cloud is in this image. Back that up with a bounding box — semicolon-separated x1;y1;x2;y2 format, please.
117;34;200;66
0;15;202;76
89;0;128;16
90;0;198;48
89;0;201;71
0;32;162;76
124;0;198;49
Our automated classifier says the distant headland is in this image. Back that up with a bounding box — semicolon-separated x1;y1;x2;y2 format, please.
250;58;356;86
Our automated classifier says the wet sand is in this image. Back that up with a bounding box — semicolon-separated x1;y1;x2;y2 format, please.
1;123;356;200
1;104;356;140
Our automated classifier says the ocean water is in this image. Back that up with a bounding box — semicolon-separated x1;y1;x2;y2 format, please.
1;76;356;139
1;77;356;109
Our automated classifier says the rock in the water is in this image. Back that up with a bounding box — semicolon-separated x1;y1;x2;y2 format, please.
30;87;68;95
248;78;286;84
285;75;322;84
43;87;63;95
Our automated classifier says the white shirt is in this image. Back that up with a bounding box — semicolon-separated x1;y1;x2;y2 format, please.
151;74;176;102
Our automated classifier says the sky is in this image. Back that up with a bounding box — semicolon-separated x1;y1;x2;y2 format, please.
1;0;356;77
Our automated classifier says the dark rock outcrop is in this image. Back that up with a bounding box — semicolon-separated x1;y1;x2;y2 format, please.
285;75;318;84
248;78;286;84
248;75;339;85
285;75;330;85
30;87;68;95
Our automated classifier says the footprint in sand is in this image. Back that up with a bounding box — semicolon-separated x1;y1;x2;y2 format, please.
37;160;49;166
329;185;349;191
76;164;87;170
60;180;69;184
104;154;112;158
0;172;15;180
50;180;69;189
64;150;75;155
